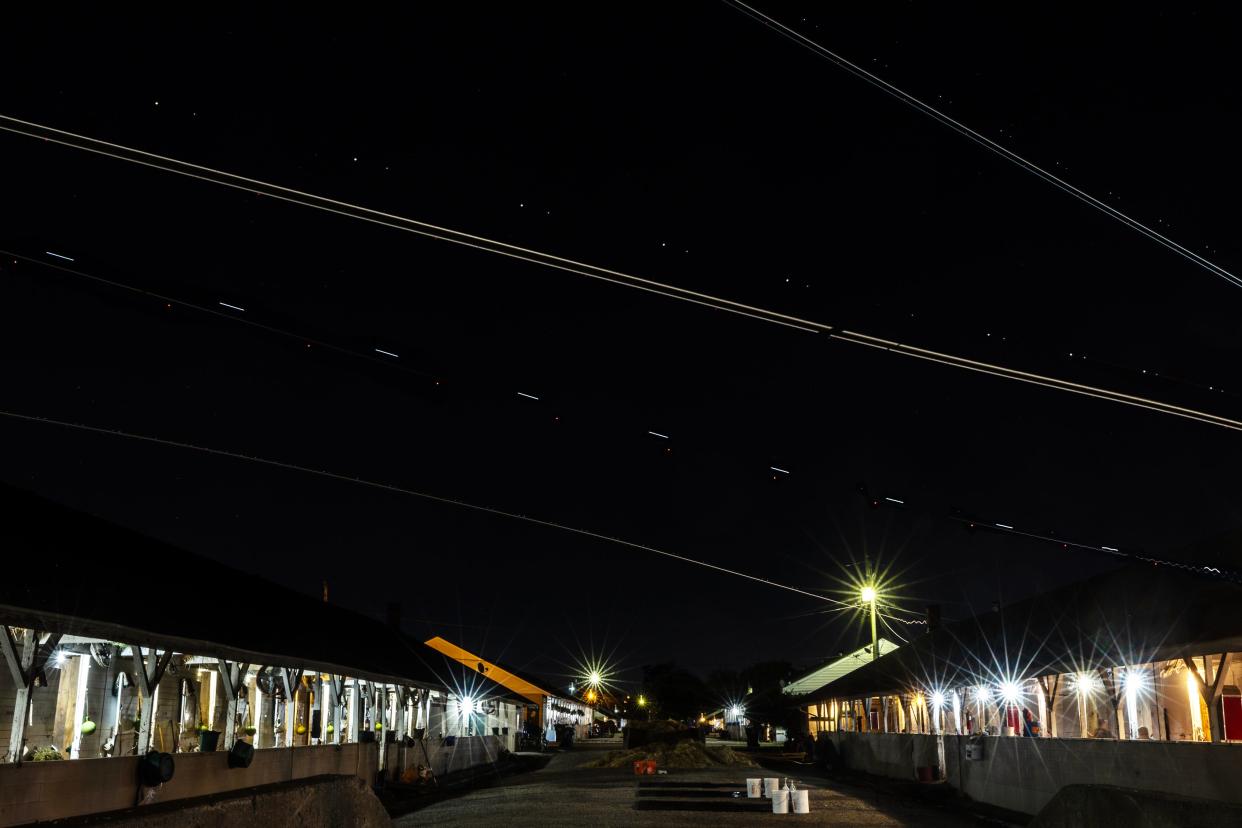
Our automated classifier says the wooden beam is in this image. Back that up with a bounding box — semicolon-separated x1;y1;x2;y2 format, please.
132;647;172;754
5;629;62;764
217;660;250;749
0;626;25;687
1210;653;1233;701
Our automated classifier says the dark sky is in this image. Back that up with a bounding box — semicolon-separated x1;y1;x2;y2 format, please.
2;3;1240;691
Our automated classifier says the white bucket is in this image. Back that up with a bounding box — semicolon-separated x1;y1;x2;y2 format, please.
745;778;762;798
791;789;810;813
763;778;780;798
771;790;790;814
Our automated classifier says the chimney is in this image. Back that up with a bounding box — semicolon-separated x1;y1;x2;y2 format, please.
926;604;941;632
386;601;402;630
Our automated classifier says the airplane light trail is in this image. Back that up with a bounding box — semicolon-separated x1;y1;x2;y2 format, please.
4;114;1241;434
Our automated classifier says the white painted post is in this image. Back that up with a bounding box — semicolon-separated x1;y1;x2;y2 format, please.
348;681;361;743
329;675;344;744
376;684;388;777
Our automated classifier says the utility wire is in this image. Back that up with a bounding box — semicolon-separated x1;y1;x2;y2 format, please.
2;115;1240;432
720;0;1242;290
0;406;851;605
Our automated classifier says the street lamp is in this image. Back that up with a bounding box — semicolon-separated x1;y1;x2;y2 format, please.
861;585;878;661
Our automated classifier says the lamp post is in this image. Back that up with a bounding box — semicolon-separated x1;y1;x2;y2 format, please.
861;585;878;662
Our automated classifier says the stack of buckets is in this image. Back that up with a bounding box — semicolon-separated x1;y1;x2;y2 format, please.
746;777;809;814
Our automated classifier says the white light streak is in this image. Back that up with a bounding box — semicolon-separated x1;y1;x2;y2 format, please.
770;466;790;474
995;523;1014;530
373;348;399;358
217;302;246;312
720;0;1242;291
45;251;74;261
516;392;539;401
647;431;669;439
1101;546;1119;552
8;114;1241;433
884;497;904;504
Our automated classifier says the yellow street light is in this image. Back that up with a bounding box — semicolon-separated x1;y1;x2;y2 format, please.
861;585;878;661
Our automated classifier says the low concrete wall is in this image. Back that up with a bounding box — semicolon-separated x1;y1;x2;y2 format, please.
45;774;391;828
398;735;503;778
828;732;1242;816
1029;783;1242;828
0;744;373;827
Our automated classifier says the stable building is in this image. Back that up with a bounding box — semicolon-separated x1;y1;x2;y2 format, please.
424;636;593;743
0;483;524;826
798;563;1242;816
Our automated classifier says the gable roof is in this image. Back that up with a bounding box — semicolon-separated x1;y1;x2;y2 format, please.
805;562;1242;702
783;639;900;696
0;482;504;695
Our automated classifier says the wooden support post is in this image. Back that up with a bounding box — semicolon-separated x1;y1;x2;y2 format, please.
3;627;62;764
216;660;250;750
274;667;302;747
1038;674;1060;737
328;675;344;744
376;684;390;777
1185;653;1233;743
131;646;172;755
348;681;361;743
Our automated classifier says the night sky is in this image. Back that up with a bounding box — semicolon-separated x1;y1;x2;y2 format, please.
2;3;1240;690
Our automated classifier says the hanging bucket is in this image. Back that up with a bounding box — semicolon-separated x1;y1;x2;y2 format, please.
771;789;790;814
199;730;221;752
791;789;810;813
745;778;762;798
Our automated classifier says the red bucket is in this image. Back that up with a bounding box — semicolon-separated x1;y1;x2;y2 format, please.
633;760;645;776
645;760;657;775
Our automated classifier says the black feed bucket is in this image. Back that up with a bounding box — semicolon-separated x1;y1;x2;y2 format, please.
228;740;255;769
138;751;175;786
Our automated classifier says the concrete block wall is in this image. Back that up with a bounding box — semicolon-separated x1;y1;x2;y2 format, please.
829;731;1242;816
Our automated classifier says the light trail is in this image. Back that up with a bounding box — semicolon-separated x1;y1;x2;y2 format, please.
771;466;790;474
720;0;1242;291
218;301;246;312
647;431;670;439
1;248;441;381
0;114;819;335
0;406;847;605
373;348;400;358
45;251;74;261
516;392;539;401
3;115;1241;433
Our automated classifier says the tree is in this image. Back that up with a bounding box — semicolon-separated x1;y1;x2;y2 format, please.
641;663;711;721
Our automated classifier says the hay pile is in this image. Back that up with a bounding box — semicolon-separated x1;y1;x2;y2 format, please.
582;740;758;769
